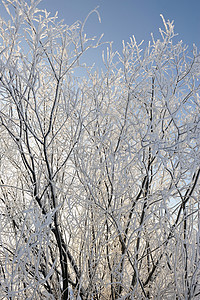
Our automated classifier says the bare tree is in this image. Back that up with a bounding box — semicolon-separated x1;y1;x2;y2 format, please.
0;1;200;299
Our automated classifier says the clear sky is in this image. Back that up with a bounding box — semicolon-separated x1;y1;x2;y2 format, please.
37;0;200;47
40;0;200;67
0;0;199;67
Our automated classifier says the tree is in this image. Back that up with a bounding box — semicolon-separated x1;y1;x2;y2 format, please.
0;1;200;299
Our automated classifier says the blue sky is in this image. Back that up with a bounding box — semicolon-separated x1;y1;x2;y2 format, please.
37;0;200;48
0;0;199;67
38;0;200;67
